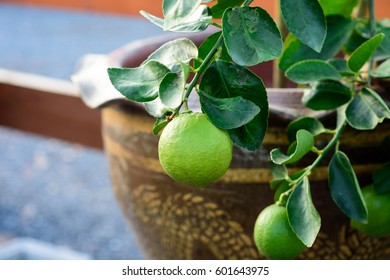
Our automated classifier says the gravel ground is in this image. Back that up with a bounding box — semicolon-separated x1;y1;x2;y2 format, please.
0;126;144;259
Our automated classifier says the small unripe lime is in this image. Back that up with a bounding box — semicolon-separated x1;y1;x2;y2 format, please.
254;204;307;259
158;112;232;187
351;185;390;237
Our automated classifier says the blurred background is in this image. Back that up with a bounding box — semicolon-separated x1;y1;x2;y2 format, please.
0;0;388;260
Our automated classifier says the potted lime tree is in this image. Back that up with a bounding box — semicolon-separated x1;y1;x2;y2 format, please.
75;0;390;259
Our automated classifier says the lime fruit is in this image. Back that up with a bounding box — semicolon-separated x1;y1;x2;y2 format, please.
254;204;307;259
158;112;233;187
351;185;390;237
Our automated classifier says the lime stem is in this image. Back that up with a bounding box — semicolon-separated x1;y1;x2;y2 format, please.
183;34;224;102
367;0;376;87
293;119;347;186
242;0;254;6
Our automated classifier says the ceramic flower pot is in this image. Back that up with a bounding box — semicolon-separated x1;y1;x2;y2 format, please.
74;32;390;260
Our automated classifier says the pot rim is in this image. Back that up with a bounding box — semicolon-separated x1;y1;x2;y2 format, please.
73;28;333;121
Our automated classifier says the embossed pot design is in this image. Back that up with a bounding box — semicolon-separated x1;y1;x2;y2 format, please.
99;33;390;260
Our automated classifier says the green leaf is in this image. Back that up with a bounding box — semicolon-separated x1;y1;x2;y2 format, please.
270;163;289;192
140;0;212;32
373;162;390;194
159;62;190;108
286;59;342;83
319;0;358;17
270;130;314;165
211;0;245;19
159;72;184;108
198;90;260;130
346;87;390;130
375;28;390;61
271;163;289;181
302;80;352;111
287;177;321;247
287;117;326;143
195;31;231;69
328;58;355;76
372;58;390;78
279;15;355;71
222;6;282;66
199;60;268;151
274;181;291;202
281;0;326;52
144;98;172;118
329;151;368;223
143;38;198;72
153;117;169;135
348;33;385;73
107;61;170;102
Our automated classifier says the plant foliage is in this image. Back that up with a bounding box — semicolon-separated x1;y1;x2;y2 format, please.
108;0;390;258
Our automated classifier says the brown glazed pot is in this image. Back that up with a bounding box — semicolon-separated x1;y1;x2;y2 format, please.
100;32;390;260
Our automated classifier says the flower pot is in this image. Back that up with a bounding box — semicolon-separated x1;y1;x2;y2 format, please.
74;32;390;259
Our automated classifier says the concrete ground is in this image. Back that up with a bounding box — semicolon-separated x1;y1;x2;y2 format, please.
0;3;165;259
0;126;143;259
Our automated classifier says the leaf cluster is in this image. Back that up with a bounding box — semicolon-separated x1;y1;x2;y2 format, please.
107;0;390;253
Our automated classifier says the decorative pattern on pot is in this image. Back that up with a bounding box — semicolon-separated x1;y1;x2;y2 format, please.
101;103;390;260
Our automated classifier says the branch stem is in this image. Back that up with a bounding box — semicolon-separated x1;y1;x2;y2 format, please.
242;0;254;6
182;34;224;102
367;0;376;87
285;114;347;192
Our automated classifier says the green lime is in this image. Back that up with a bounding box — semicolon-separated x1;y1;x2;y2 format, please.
254;204;307;259
351;185;390;237
158;112;232;187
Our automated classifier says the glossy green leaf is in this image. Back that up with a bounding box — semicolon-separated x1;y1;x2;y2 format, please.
198;91;260;129
287;117;325;143
328;58;355;76
194;31;231;69
274;181;291;202
286;59;342;83
287;177;321;247
329;151;368;223
153;117;169;135
302;80;352;110
346;87;390;130
199;60;268;151
211;0;245;19
319;0;358;17
222;6;282;66
348;33;385;73
270;163;289;190
279;15;355;71
139;11;164;29
372;58;390;78
281;0;326;52
140;0;212;32
159;72;184;108
163;0;211;32
270;130;314;165
273;169;307;202
373;162;390;194
374;26;390;61
144;98;172;118
143;38;198;72
271;163;289;181
343;26;368;55
107;61;170;102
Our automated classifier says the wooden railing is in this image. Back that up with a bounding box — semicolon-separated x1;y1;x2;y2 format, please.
0;69;103;149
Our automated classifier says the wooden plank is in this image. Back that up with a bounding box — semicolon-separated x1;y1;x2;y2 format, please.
0;70;103;149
